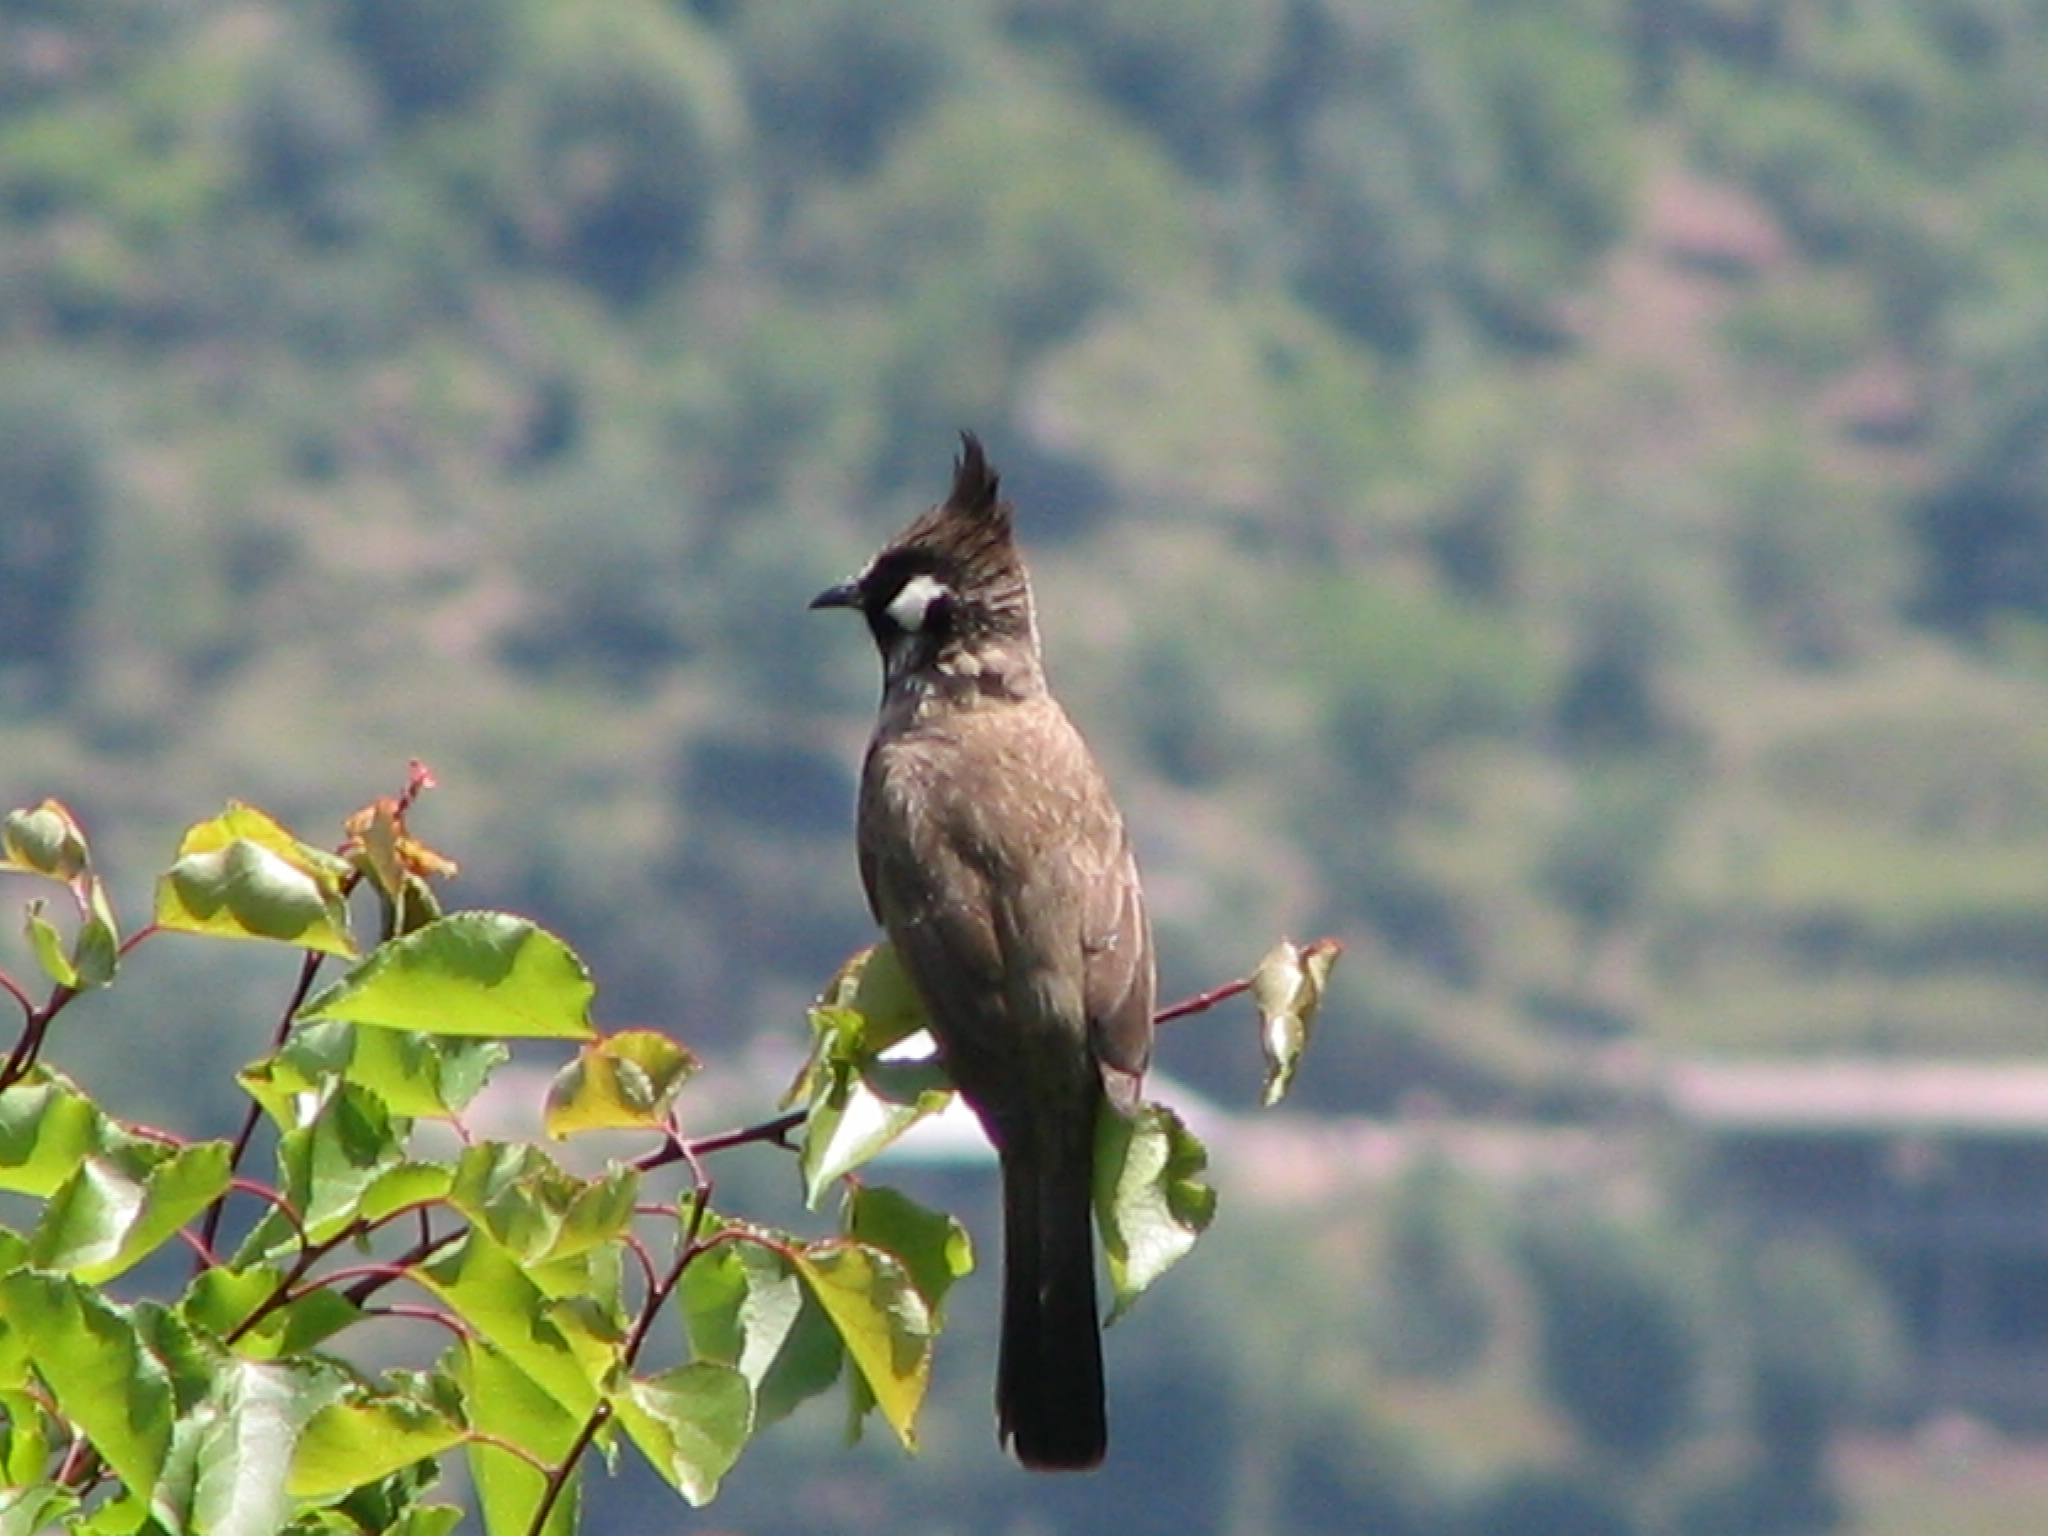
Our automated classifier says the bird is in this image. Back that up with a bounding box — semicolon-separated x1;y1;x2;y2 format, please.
811;433;1154;1470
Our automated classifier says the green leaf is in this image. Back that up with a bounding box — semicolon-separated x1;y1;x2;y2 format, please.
1;800;89;880
1095;1103;1217;1322
31;1141;233;1282
799;1056;955;1209
23;903;76;988
71;878;120;990
0;1386;52;1485
246;1017;500;1131
155;804;354;957
181;1265;284;1341
844;1186;974;1326
276;1084;406;1248
826;943;931;1055
413;1232;614;1419
183;1265;365;1360
453;1339;582;1536
680;1235;845;1429
298;912;595;1039
613;1362;752;1506
1251;938;1339;1108
185;1355;302;1536
76;1486;151;1535
0;1485;78;1536
790;1241;933;1450
0;1073;106;1196
358;1161;457;1226
391;1505;465;1536
545;1029;699;1137
447;1143;636;1266
786;944;931;1108
0;1271;172;1495
289;1391;466;1500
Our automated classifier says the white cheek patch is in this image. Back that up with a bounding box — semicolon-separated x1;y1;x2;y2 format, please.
885;573;950;633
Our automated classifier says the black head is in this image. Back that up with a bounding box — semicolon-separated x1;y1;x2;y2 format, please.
812;433;1039;685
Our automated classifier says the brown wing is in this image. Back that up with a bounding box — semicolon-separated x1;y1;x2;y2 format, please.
856;697;1152;1115
1081;827;1153;1112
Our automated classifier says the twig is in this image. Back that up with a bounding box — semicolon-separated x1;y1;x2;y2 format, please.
632;1107;807;1173
1153;974;1253;1025
193;944;336;1268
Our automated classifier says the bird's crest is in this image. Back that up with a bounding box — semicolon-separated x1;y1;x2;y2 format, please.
886;432;1028;621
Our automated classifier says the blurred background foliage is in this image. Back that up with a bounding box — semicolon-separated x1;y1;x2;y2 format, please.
4;0;2048;1530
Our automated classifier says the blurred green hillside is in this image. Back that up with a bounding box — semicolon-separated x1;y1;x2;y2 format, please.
8;0;2048;1116
10;3;2048;1534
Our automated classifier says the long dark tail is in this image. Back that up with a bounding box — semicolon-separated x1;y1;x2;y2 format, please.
996;1116;1107;1470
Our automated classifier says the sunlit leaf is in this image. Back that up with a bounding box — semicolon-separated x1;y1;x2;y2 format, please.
1;800;88;880
0;1484;77;1536
414;1232;613;1419
1095;1103;1216;1321
844;1186;974;1326
288;1391;466;1500
446;1143;633;1267
1250;938;1340;1108
791;1241;933;1450
829;943;930;1055
345;1024;506;1120
281;1083;406;1246
545;1029;699;1137
23;903;75;988
613;1362;752;1506
453;1338;582;1536
155;804;354;957
298;912;595;1039
186;1355;302;1536
680;1234;845;1429
183;1265;365;1360
0;1073;106;1197
358;1161;457;1226
32;1141;233;1283
72;878;120;989
799;1055;954;1209
0;1272;172;1495
0;1386;52;1486
786;944;931;1108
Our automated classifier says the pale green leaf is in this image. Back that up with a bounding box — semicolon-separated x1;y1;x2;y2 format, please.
845;1185;974;1326
613;1362;752;1506
0;1485;77;1536
791;1242;933;1450
1251;938;1339;1108
1;800;88;880
0;1073;106;1197
545;1029;699;1137
155;804;354;957
413;1233;613;1419
0;1272;172;1495
298;912;595;1039
453;1339;583;1536
0;1387;51;1486
23;903;75;988
680;1236;845;1429
1095;1103;1217;1321
32;1142;233;1283
288;1392;466;1500
188;1356;301;1536
799;1056;954;1208
71;877;120;989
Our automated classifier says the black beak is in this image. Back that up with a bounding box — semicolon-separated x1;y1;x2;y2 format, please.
809;580;862;612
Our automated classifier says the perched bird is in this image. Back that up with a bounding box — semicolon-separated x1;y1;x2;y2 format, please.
811;434;1154;1470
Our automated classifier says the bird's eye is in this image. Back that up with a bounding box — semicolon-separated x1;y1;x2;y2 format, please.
884;573;951;633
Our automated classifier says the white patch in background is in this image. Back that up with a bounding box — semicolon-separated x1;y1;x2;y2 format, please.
885;573;950;632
